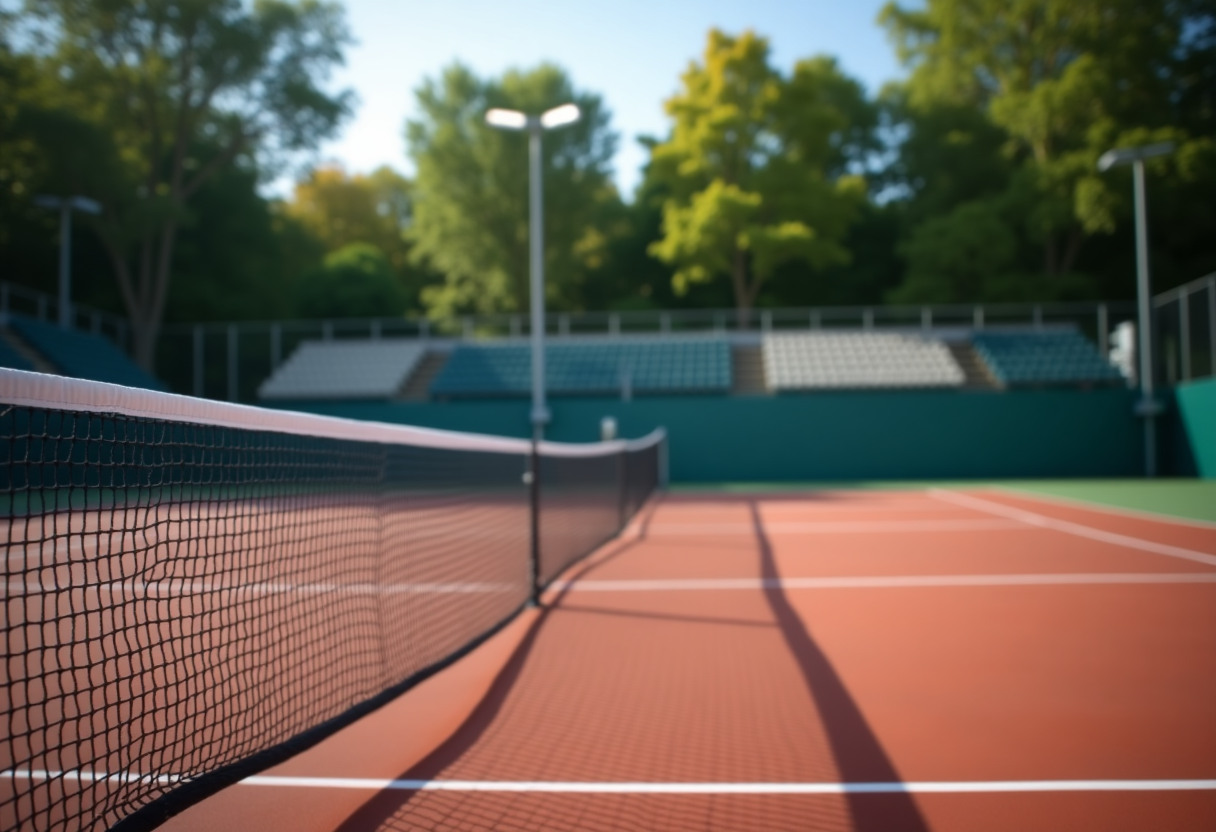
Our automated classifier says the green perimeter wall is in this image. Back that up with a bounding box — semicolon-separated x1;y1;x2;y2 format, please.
281;387;1155;482
1177;376;1216;477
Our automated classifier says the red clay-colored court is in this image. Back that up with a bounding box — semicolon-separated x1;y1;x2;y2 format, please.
166;488;1216;832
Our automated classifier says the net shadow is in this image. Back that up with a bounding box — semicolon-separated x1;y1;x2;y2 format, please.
331;506;660;832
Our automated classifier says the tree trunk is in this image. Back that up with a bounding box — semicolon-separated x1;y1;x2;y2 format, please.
731;248;751;329
103;220;179;371
1059;227;1083;276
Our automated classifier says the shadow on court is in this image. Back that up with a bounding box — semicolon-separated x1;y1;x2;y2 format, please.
331;497;927;832
749;499;929;832
331;511;656;832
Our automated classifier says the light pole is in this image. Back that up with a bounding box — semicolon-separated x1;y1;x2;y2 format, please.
1097;142;1174;477
486;102;580;601
34;195;102;329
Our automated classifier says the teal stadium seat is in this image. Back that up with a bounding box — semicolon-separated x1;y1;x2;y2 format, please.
0;335;35;371
9;316;165;391
971;330;1122;386
430;338;731;397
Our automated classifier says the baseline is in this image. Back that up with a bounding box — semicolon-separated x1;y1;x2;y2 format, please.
233;777;1216;795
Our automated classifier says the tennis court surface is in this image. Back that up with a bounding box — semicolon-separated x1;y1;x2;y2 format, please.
3;368;1215;831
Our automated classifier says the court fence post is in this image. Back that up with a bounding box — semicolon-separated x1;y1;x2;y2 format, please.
1208;277;1216;377
1180;290;1191;381
192;325;204;398
1097;304;1109;358
226;324;238;402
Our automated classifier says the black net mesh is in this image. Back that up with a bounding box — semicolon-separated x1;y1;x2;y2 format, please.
537;441;663;587
0;399;662;832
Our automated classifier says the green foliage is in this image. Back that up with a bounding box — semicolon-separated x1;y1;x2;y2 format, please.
16;0;353;366
645;30;870;319
406;63;621;319
285;164;436;311
166;161;318;322
880;0;1216;300
888;200;1015;303
6;6;1215;338
296;243;406;319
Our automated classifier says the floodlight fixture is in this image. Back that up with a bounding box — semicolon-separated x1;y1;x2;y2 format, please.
484;100;582;602
540;103;580;129
1097;141;1175;172
34;194;103;329
485;108;528;130
1095;141;1176;476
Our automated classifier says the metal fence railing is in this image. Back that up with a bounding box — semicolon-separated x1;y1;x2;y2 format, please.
0;280;130;348
12;270;1214;399
157;301;1138;402
1153;273;1216;385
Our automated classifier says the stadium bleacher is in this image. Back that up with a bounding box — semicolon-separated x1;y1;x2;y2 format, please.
430;338;731;397
0;334;35;372
7;315;164;390
972;330;1124;386
763;332;966;391
258;339;428;400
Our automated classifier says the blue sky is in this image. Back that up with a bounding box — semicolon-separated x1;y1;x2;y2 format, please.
308;0;908;198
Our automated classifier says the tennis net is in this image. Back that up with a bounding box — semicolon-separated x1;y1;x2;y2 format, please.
0;369;664;832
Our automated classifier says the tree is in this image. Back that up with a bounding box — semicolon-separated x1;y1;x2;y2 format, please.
284;164;436;311
406;62;622;320
880;0;1216;295
646;31;869;325
287;165;411;265
296;242;406;318
21;0;353;367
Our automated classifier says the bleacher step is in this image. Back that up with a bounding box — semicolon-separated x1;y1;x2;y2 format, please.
731;345;770;396
947;341;1001;389
0;326;59;375
398;350;449;401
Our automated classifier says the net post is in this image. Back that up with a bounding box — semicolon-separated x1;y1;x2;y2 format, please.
618;445;627;531
529;431;541;605
659;429;670;489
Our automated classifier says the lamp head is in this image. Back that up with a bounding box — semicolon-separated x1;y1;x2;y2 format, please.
540;103;580;129
70;197;102;214
485;108;528;130
1097;141;1176;171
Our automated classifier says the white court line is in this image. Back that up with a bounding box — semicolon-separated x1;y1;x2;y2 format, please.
640;520;1026;535
242;776;1216;794
930;490;1216;568
5;770;1214;794
996;487;1216;531
550;573;1216;592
